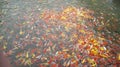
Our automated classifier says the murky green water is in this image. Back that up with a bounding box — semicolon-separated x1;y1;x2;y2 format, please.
1;0;120;29
0;0;120;67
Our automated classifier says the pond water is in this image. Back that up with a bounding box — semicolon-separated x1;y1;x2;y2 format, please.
0;0;120;67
